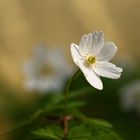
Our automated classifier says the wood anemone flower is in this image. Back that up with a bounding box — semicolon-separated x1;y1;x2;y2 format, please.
70;31;123;90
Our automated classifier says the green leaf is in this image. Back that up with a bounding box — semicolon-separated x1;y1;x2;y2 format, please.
68;87;93;99
46;87;91;108
68;123;122;140
45;100;86;114
75;113;112;128
84;117;112;128
32;125;63;140
62;101;86;109
96;130;123;140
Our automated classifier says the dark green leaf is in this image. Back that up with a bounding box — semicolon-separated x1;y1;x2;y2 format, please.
68;123;122;140
75;113;112;128
32;125;63;140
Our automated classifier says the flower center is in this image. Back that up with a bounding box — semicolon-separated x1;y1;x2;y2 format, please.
39;65;53;77
86;56;96;64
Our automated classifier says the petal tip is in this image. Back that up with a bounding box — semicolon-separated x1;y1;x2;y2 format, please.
71;43;77;47
97;86;103;90
120;68;123;72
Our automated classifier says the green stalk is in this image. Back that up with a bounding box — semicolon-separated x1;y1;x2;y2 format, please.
63;68;80;140
64;69;80;115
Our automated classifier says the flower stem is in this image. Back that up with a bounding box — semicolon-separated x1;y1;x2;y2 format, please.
63;68;80;140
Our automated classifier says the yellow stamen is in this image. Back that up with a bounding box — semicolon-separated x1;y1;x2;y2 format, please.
86;56;96;64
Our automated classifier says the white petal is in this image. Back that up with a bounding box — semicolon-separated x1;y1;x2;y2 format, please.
96;41;117;61
79;64;103;90
93;62;123;79
79;34;89;55
23;60;40;79
70;43;83;66
47;48;67;69
24;79;37;91
79;31;104;56
90;31;104;56
37;77;63;92
71;43;103;90
33;45;47;64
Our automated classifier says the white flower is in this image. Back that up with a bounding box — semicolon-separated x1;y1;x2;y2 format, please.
23;45;73;93
70;31;123;90
120;80;140;113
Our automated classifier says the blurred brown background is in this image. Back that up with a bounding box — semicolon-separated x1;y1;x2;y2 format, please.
0;0;140;139
0;0;139;92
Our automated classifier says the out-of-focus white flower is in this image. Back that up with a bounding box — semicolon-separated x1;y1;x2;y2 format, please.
70;31;123;90
120;80;140;113
23;45;73;93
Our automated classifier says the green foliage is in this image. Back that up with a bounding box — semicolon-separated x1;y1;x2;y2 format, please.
45;87;92;109
0;87;90;137
68;123;122;140
42;87;91;116
0;85;122;140
76;114;112;128
0;69;129;140
32;125;63;140
32;121;122;140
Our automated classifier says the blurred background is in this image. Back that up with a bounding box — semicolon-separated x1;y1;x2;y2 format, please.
0;0;140;140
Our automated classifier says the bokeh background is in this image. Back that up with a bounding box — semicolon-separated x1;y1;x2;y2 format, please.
0;0;140;140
